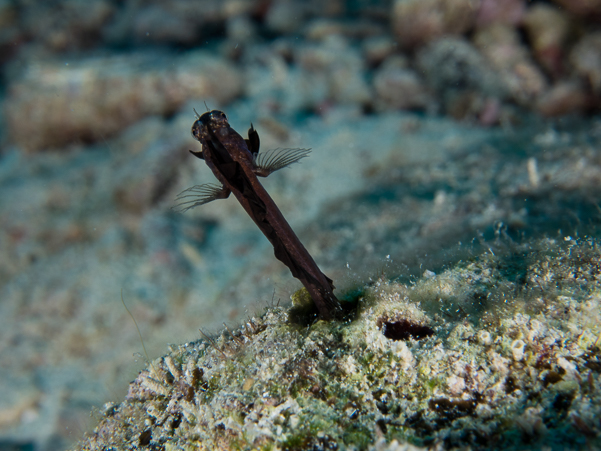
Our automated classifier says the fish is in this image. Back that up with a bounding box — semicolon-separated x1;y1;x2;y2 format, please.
176;109;342;320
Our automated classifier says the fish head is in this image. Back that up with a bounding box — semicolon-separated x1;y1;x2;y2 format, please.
191;110;229;142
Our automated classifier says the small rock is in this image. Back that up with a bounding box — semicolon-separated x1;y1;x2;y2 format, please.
447;375;466;395
570;32;601;94
417;37;501;95
304;18;385;41
473;24;547;105
511;339;525;361
373;56;430;111
362;36;397;67
475;0;525;27
477;330;492;345
550;0;601;19
517;407;546;436
522;4;570;77
265;0;308;34
297;36;371;106
416;37;503;117
392;0;478;49
536;81;588;117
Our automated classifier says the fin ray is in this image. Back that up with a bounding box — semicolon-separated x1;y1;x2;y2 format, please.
173;183;230;212
254;148;311;176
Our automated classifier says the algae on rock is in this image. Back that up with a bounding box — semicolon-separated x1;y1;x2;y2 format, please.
77;237;601;450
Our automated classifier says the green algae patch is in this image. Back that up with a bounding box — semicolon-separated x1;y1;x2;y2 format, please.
77;238;601;450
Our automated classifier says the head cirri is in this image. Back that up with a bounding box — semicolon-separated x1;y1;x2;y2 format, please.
191;110;229;142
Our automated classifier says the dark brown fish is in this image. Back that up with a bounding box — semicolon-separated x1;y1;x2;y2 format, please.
176;110;341;320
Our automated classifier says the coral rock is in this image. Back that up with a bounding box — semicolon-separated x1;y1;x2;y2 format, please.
571;32;601;94
4;52;242;151
522;4;570;78
474;24;547;105
373;56;430;111
416;37;503;118
536;81;588;117
391;0;478;49
475;0;526;27
551;0;601;19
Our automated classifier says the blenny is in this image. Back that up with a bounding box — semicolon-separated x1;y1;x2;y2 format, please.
176;110;341;320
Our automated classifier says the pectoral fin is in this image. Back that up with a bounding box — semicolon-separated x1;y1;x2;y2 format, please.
173;183;231;212
253;148;311;177
189;149;204;160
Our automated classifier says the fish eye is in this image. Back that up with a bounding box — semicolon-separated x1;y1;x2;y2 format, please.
209;110;227;121
191;120;202;136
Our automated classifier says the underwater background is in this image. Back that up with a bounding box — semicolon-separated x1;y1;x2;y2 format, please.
0;0;600;450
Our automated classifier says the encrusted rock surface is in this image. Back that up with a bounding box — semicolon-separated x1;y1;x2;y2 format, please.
78;238;601;450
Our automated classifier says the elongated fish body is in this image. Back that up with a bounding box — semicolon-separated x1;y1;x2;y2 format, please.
186;110;341;320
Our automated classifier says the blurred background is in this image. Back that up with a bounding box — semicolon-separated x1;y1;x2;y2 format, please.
0;0;600;449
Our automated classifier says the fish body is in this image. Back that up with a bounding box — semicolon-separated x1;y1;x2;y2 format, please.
184;110;341;319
